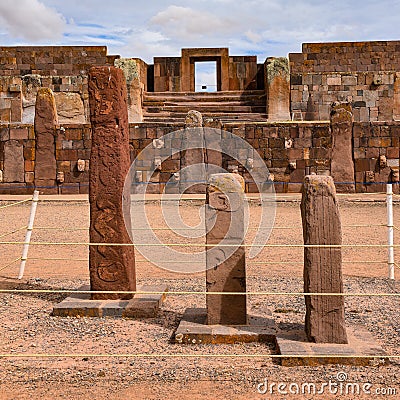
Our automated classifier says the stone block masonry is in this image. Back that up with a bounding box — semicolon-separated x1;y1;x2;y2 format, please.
0;119;398;194
289;41;400;122
0;46;117;126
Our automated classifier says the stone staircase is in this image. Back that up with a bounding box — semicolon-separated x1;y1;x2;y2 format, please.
142;90;267;123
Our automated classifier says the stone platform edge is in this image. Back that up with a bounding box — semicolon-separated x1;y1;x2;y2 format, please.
52;284;168;318
175;308;388;366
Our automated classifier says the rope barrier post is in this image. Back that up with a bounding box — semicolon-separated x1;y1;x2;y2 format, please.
387;183;395;280
18;190;39;280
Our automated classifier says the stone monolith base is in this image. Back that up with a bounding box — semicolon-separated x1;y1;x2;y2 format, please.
275;325;388;366
174;308;277;344
52;284;168;318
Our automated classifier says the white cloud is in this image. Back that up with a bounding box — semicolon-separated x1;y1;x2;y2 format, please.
1;0;400;63
0;0;66;42
245;30;262;44
151;5;234;40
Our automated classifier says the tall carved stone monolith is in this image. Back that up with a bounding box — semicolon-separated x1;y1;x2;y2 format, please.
180;110;206;193
34;88;58;193
206;173;247;325
88;66;136;300
266;57;290;121
301;175;348;344
330;102;355;193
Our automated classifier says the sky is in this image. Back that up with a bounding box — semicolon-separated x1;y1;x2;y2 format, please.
0;0;400;86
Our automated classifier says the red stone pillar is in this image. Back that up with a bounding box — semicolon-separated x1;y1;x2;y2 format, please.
88;66;136;300
301;175;348;343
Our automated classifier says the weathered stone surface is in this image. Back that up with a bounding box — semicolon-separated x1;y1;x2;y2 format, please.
115;58;143;123
54;92;85;123
34;88;58;192
305;93;317;121
184;110;203;127
330;102;355;193
4;140;24;182
301;175;348;344
266;57;290;121
180;110;206;193
206;173;247;325
88;66;136;300
394;73;400;121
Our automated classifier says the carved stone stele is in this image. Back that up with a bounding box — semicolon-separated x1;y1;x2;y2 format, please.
301;175;348;343
88;66;136;300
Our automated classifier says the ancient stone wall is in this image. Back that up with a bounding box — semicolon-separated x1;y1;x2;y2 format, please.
228;56;259;91
0;120;398;194
0;46;117;125
289;41;400;122
153;57;181;92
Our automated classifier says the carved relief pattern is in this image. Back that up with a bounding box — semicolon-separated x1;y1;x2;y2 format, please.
88;66;136;300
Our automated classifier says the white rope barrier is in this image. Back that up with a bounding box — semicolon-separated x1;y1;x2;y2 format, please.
1;241;398;248
0;257;21;273
24;257;387;265
0;198;31;210
18;190;39;280
31;223;387;232
0;289;398;296
0;353;395;360
0;225;27;239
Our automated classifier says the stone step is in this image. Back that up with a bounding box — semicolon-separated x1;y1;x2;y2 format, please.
142;90;267;123
143;105;266;114
144;89;265;98
143;92;266;104
143;99;265;107
143;113;268;123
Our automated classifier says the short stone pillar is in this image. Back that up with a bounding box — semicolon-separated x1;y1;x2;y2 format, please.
180;110;206;193
88;66;136;300
34;88;58;193
206;173;247;325
265;57;290;121
301;175;348;344
330;102;355;193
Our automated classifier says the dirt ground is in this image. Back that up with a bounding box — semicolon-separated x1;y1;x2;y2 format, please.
0;195;399;399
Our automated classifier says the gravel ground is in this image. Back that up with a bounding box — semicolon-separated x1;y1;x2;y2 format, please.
0;198;399;399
